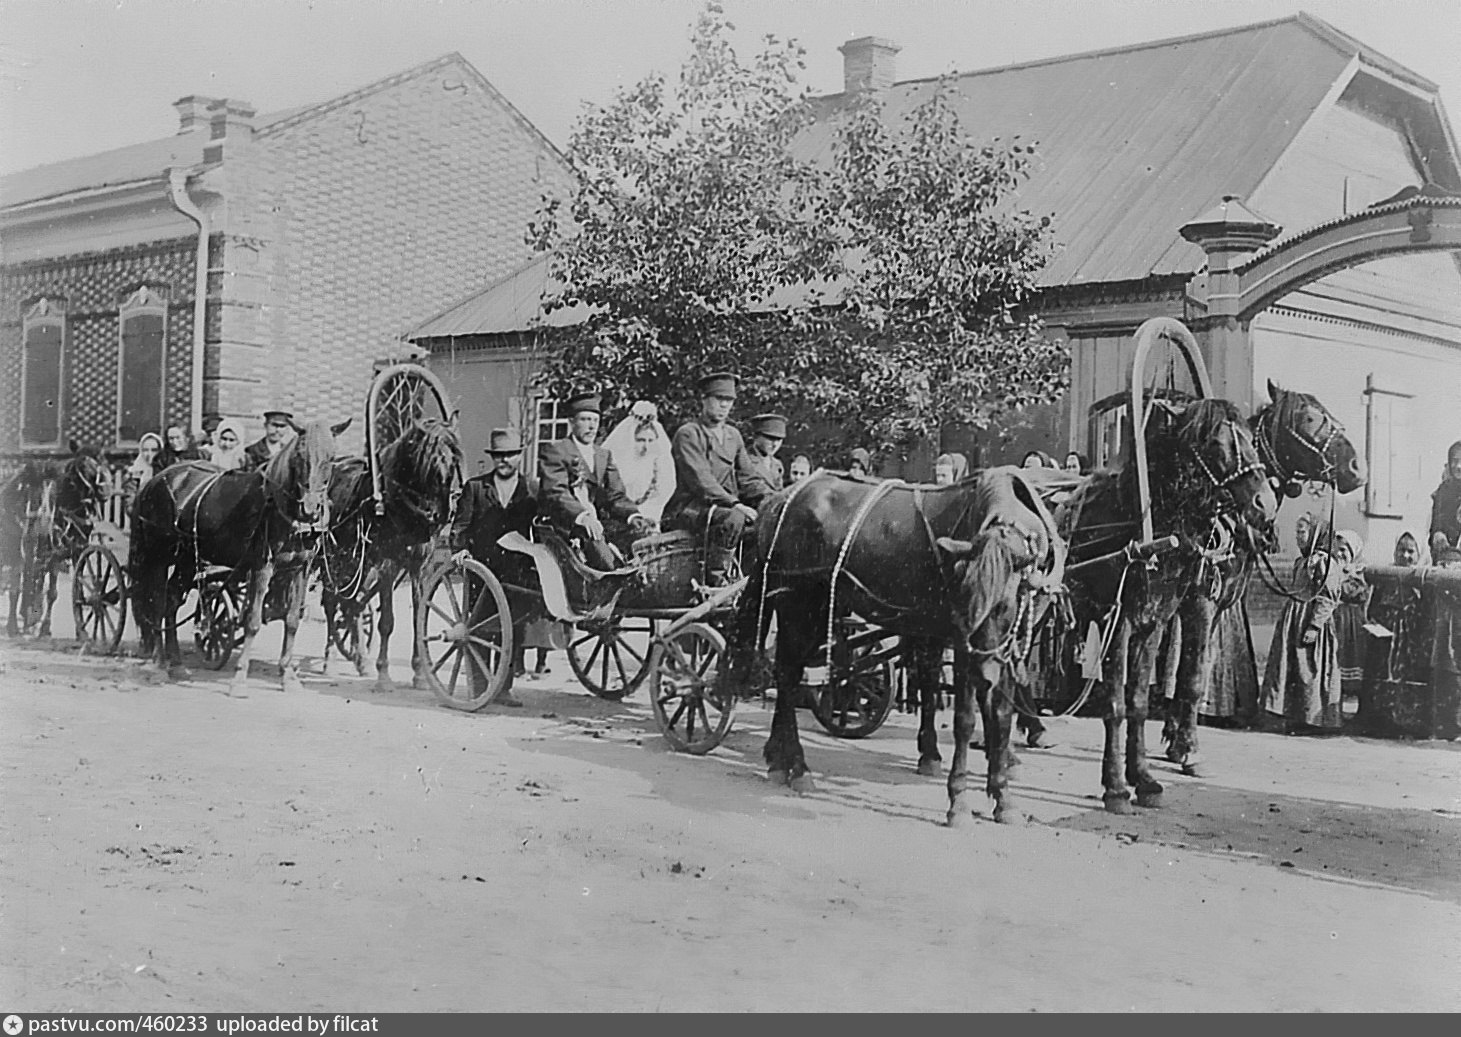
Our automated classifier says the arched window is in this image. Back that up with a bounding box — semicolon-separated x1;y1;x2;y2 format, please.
22;297;66;448
117;286;167;443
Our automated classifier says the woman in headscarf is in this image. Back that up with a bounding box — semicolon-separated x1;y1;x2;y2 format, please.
933;452;970;485
209;420;248;472
1331;529;1372;707
1358;531;1430;734
156;424;204;470
1261;519;1362;734
602;400;674;525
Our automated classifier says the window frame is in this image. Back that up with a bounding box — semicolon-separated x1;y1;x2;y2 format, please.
528;395;572;475
115;285;168;447
1363;373;1413;520
20;296;66;450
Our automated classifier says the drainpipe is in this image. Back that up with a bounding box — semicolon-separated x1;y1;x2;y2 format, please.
167;168;209;436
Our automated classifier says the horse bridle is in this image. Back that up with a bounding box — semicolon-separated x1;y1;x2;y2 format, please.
1253;395;1347;488
1183;419;1266;498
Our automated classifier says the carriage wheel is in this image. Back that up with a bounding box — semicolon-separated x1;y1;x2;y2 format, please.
811;652;897;739
416;557;514;711
328;599;376;662
568;616;656;701
649;622;735;755
194;578;244;671
71;545;126;655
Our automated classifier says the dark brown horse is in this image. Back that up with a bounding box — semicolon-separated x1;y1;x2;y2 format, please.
128;418;350;695
726;466;1065;825
1160;381;1365;775
2;449;108;638
1057;398;1276;812
317;416;462;692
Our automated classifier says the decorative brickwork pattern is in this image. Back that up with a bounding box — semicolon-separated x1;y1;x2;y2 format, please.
0;238;197;452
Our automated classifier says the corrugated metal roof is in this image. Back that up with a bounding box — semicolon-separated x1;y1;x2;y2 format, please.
796;16;1353;286
409;255;595;338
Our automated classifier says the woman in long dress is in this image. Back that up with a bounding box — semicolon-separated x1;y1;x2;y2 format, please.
1261;520;1365;734
603;401;675;526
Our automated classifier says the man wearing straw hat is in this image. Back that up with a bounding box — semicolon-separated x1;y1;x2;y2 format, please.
451;427;537;705
662;372;773;587
537;391;652;571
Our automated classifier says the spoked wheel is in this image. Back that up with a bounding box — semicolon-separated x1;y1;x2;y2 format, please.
648;622;734;755
328;599;376;664
194;577;244;670
568;615;656;701
71;544;126;655
416;557;513;711
811;654;898;739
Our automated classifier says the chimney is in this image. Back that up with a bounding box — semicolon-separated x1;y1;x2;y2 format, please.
202;98;256;163
838;36;901;95
173;95;222;134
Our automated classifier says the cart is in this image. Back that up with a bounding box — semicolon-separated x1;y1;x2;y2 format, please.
414;525;899;754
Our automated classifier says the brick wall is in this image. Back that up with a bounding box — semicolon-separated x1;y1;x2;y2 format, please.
0;237;198;453
249;56;572;454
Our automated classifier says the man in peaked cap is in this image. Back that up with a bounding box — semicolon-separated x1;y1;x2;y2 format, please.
747;413;787;493
537;391;652;570
661;372;773;586
242;409;297;470
452;427;537;704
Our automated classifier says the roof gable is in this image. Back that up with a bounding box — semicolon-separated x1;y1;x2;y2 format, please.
1;52;565;211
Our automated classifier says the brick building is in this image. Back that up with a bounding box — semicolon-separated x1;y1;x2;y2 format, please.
1;52;570;463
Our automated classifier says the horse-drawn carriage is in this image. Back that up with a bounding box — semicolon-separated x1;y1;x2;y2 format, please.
414;517;901;753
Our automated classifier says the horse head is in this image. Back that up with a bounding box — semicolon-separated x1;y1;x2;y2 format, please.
382;415;462;531
1163;398;1278;534
933;469;1065;680
268;418;353;531
60;449;108;521
1255;380;1366;496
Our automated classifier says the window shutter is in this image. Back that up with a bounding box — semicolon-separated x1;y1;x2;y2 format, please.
1364;375;1411;519
119;312;165;441
22;322;63;445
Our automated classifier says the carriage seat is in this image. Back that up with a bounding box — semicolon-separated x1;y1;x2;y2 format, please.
529;519;638;583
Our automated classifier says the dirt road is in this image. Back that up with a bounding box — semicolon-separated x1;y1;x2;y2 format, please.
1;605;1458;1012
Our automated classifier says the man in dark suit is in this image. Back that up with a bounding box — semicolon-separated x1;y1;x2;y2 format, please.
537;391;652;571
747;413;787;493
662;372;773;586
242;410;296;470
451;427;537;706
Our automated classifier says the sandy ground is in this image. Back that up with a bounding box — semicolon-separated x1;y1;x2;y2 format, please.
1;581;1459;1013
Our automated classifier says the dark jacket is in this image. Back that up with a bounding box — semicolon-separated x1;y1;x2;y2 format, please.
662;421;772;529
451;472;538;571
537;438;638;530
243;438;275;471
1432;477;1461;551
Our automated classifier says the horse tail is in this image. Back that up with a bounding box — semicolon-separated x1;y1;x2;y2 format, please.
959;524;1031;647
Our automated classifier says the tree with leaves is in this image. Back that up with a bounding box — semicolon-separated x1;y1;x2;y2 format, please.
529;1;1067;462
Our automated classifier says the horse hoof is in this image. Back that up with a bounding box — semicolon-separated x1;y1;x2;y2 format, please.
1103;793;1133;815
993;804;1028;825
225;685;250;699
1181;761;1203;778
789;773;816;795
767;769;791;787
1135;787;1164;809
916;758;943;778
1164;746;1186;766
412;674;429;691
946;809;971;829
373;678;395;695
167;666;194;682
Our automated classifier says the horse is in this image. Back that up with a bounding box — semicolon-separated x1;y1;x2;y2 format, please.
1;448;109;638
1159;380;1365;775
725;466;1066;825
317;415;462;692
1056;398;1277;813
127;418;350;696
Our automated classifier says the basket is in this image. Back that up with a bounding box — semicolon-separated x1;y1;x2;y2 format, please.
629;530;703;608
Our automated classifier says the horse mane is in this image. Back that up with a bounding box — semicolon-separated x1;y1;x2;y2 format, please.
384;417;461;492
1172;398;1243;450
957;524;1029;643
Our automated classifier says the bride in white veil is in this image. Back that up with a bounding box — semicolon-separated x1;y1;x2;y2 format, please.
603;400;675;526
